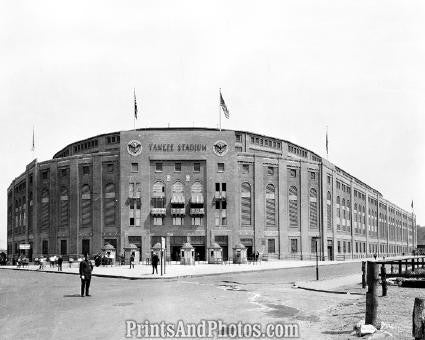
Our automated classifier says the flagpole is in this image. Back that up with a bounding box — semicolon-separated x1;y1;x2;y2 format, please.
133;88;136;130
219;88;221;131
326;125;328;160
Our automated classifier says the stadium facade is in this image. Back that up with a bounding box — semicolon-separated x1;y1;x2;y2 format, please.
7;128;417;261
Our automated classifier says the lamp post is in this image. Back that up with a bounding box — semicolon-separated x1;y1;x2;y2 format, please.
313;236;321;280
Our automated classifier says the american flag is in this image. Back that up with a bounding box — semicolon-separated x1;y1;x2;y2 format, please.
220;91;230;119
134;89;138;119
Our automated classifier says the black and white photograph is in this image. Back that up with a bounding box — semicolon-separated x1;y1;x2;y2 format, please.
0;1;424;339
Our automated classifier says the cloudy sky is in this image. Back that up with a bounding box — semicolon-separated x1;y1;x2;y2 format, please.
0;0;424;249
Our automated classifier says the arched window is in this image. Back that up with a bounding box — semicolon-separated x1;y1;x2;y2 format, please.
266;184;275;227
59;186;69;228
327;191;332;230
289;186;298;227
152;181;165;196
309;188;318;229
80;184;92;228
41;188;49;228
191;181;202;194
172;181;184;193
104;183;116;227
241;182;251;225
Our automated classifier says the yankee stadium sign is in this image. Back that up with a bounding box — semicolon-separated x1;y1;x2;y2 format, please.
148;143;207;152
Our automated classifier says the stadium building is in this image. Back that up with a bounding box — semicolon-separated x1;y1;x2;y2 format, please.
7;128;417;261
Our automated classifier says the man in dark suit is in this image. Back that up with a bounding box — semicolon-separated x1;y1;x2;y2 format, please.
79;254;93;297
57;256;63;271
152;253;159;274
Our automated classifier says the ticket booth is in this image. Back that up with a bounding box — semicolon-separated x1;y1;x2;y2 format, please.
102;243;116;265
180;243;195;265
124;243;140;265
208;243;223;264
233;243;248;264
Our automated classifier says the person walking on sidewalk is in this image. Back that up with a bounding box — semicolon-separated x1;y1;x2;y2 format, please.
57;256;63;271
79;254;93;297
152;253;159;274
129;253;135;269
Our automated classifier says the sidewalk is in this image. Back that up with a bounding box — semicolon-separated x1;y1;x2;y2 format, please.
295;273;364;294
0;258;364;279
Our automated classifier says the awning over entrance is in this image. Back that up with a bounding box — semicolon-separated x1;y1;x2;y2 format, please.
171;192;185;204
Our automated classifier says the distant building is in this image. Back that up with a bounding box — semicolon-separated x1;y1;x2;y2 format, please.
7;127;417;261
416;226;425;254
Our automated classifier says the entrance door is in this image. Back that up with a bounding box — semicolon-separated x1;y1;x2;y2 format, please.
327;246;333;261
82;239;90;256
193;246;205;261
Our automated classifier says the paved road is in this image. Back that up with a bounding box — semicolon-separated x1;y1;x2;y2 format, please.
0;262;361;340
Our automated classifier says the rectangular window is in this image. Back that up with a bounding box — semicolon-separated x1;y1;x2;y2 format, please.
107;164;114;173
155;163;163;172
267;167;274;176
310;172;316;180
215;183;220;192
192;217;203;226
235;146;243;152
337;241;341;253
267;239;276;253
129;217;135;226
82;166;90;175
131;163;139;172
61;168;68;177
217;163;224;172
193;162;200;172
221;183;226;191
289;169;296;178
153;217;163;226
42;171;48;180
242;164;249;174
290;239;298;253
174;163;182;172
236;134;242;142
173;216;183;226
343;241;346;253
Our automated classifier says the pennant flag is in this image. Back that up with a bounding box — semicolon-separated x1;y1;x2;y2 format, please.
134;89;138;119
31;126;35;152
220;91;230;119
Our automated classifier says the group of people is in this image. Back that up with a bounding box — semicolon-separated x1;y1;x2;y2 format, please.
33;255;64;270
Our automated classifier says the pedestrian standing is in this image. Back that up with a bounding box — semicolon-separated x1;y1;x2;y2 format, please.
79;254;93;297
58;256;63;271
152;253;159;274
129;253;135;269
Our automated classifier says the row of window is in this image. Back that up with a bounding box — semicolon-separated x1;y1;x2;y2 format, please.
73;139;99;153
250;136;282;149
153;162;202;173
288;144;308;158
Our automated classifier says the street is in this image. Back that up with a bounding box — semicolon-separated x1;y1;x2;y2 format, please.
0;262;361;339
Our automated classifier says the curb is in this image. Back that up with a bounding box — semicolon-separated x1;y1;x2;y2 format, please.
295;285;365;295
0;260;359;281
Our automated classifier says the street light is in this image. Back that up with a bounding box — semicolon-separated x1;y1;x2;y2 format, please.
312;236;321;280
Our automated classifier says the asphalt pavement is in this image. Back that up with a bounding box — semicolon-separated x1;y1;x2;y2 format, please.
0;262;361;340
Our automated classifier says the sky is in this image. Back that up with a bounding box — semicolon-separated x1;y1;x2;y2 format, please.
0;0;424;249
